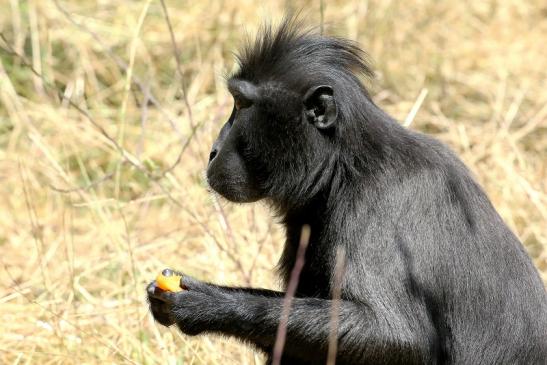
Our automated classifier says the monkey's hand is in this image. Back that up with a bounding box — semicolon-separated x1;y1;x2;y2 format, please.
147;270;227;336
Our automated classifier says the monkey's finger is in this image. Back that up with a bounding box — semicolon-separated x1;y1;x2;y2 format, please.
161;268;184;277
180;275;201;290
147;281;176;302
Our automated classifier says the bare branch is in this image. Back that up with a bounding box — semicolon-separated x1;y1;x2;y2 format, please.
1;260;140;364
51;0;182;135
327;246;347;365
272;224;311;365
159;0;194;128
48;172;115;193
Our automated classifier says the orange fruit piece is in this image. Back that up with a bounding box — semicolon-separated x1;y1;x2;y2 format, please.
156;272;183;292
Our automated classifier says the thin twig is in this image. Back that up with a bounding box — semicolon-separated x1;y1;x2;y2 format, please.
51;0;182;136
404;88;428;127
52;1;206;175
0;34;131;160
1;34;214;251
157;0;212;175
159;0;194;129
212;195;238;255
327;246;347;365
1;261;140;365
18;161;50;291
137;78;151;158
272;225;311;365
0;34;195;191
49;172;115;193
118;207;144;365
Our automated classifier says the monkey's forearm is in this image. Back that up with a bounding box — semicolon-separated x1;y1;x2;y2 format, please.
178;288;426;363
215;286;284;298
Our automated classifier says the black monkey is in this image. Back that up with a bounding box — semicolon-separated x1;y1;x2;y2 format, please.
148;19;547;364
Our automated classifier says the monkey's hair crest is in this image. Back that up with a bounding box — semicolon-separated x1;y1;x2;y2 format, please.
233;17;374;97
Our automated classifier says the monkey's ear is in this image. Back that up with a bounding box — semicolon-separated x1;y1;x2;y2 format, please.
303;85;338;130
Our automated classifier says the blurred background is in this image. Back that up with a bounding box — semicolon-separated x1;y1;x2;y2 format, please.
0;1;545;364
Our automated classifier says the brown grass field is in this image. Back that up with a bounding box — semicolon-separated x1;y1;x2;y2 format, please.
0;1;546;364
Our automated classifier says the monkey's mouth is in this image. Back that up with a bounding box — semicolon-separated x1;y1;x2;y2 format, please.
206;171;261;204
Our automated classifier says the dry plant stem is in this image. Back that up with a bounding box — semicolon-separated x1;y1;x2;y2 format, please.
272;224;311;365
159;0;194;129
0;34;155;191
247;232;269;282
52;2;203;177
157;99;228;179
326;246;347;365
158;0;208;174
0;35;195;198
1;263;140;365
1;36;210;235
115;0;152;200
49;171;115;193
118;207;145;364
18;162;50;291
3;30;220;260
404;88;428;127
137;79;151;158
248;212;276;282
213;196;239;257
51;0;182;136
0;34;120;152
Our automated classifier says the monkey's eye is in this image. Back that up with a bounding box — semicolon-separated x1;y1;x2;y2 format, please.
235;99;242;110
234;96;252;111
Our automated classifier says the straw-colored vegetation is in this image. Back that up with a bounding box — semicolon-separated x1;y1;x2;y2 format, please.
1;1;545;364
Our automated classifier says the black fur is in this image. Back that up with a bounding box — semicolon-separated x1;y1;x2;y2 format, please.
148;18;547;364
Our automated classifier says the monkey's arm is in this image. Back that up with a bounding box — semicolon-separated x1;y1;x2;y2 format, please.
148;278;429;363
206;291;427;363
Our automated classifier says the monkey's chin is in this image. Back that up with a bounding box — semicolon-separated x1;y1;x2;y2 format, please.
207;181;262;204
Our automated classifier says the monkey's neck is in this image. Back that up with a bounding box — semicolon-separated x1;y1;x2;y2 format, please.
277;192;355;296
278;201;332;292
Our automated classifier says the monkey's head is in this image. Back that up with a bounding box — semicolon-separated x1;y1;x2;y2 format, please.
206;19;375;209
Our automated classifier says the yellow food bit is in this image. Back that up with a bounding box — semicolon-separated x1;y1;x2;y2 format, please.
156;273;183;292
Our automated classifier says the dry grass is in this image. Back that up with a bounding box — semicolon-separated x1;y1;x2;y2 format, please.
0;1;546;364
